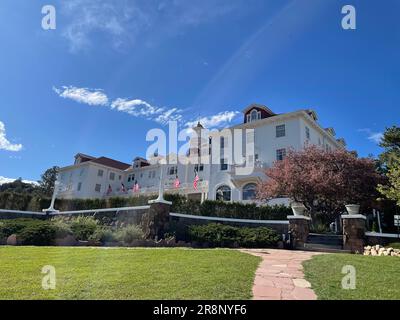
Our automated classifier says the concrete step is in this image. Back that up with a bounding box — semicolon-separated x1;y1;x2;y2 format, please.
308;233;342;239
307;239;343;245
307;234;343;246
302;243;350;254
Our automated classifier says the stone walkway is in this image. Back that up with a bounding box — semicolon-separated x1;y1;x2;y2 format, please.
241;249;324;300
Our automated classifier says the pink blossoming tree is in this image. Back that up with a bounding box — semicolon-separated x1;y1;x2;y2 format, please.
257;145;383;222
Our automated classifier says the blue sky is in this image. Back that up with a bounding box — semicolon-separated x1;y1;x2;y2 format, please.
0;0;399;183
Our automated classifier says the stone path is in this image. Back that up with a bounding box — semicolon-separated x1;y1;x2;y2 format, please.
241;249;324;300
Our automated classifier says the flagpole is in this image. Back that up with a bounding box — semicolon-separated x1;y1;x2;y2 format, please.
149;163;172;205
43;179;60;214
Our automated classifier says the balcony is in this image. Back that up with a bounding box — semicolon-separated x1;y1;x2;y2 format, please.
105;180;209;198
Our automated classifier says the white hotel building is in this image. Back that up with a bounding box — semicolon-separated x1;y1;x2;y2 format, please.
56;104;346;204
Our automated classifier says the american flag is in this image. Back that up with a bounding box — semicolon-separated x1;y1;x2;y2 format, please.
133;181;140;193
193;170;199;190
121;183;126;193
106;184;112;195
174;175;180;188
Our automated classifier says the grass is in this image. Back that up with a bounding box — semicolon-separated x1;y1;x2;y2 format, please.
303;254;400;300
0;247;260;300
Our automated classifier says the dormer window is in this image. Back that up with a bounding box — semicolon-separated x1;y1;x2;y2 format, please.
247;109;261;123
243;104;275;124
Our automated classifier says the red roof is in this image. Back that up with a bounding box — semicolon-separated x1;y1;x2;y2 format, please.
90;157;131;171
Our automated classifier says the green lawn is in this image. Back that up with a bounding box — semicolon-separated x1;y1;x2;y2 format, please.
0;247;260;300
303;254;400;300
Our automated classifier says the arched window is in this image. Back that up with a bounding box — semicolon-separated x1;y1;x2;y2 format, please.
242;183;257;200
250;109;258;121
216;185;231;202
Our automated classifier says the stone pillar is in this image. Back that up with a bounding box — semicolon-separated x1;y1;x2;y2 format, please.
141;199;172;240
287;215;311;249
342;214;366;253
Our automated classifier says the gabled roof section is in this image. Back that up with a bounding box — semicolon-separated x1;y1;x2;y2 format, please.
305;109;318;121
74;153;96;162
336;138;347;147
242;103;275;116
91;157;131;171
325;127;336;137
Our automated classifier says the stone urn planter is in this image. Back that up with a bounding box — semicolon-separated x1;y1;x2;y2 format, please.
291;204;306;216
345;204;360;215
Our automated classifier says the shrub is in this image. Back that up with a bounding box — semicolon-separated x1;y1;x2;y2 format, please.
238;227;281;247
0;221;5;239
70;216;99;241
90;227;117;243
310;223;330;234
189;223;280;248
18;223;57;246
116;225;144;245
0;218;46;238
51;216;72;238
371;221;378;232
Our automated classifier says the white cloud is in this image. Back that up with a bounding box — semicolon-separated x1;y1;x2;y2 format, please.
185;111;240;129
111;98;183;124
111;98;163;117
54;85;240;128
368;132;383;144
60;0;240;53
358;128;383;145
53;86;109;106
155;108;183;124
0;176;38;186
0;121;23;152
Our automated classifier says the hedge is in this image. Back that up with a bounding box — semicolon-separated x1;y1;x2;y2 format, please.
0;219;56;245
189;223;281;248
0;192;290;220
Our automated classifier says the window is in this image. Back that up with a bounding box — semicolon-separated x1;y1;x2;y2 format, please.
109;172;115;180
97;169;104;177
318;138;321;145
119;175;122;180
79;169;85;176
243;183;257;200
276;125;286;138
216;185;231;201
95;184;101;192
276;148;286;161
220;136;225;149
246;131;254;143
220;158;228;171
77;182;82;192
148;170;156;178
195;164;204;172
169;166;178;175
247;109;261;123
306;126;310;140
